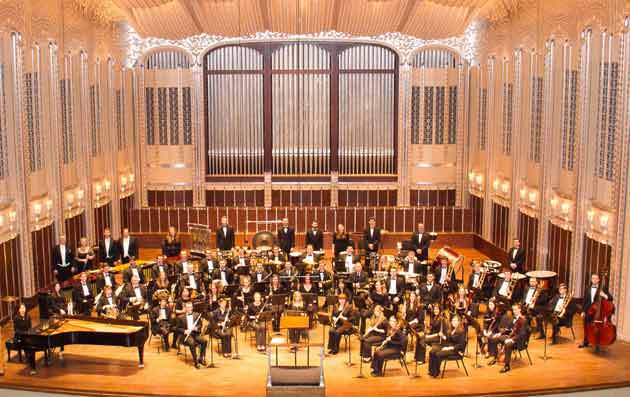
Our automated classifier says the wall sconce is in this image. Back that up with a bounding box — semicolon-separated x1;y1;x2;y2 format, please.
32;203;42;217
95;184;102;199
550;196;558;209
528;191;537;204
468;172;475;182
104;179;111;192
0;215;4;228
120;176;128;192
46;199;53;212
599;214;609;228
9;211;16;224
77;189;84;202
501;181;510;194
587;209;595;223
520;187;527;200
475;174;483;185
129;173;135;183
66;193;75;207
560;202;570;215
492;179;500;191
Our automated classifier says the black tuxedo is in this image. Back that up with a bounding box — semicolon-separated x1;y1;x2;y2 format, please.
52;244;74;282
277;227;295;254
507;247;526;273
583;284;613;311
118;236;139;263
123;264;146;284
96;272;118;292
385;276;406;300
411;232;434;261
95;293;120;315
305;229;324;251
420;283;442;306
72;282;95;315
401;258;424;275
216;225;235;251
348;271;369;290
120;284;148;320
212;267;235;285
363;227;381;253
98;238;120;264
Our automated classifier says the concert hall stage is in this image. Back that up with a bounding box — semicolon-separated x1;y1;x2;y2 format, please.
1;248;629;397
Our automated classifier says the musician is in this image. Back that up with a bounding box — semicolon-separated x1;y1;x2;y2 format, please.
327;293;356;355
206;282;222;312
507;238;526;274
369;280;391;309
162;226;181;258
216;216;235;251
428;315;466;377
95;285;120;317
176;251;194;275
349;263;369;295
75;237;95;273
212;298;234;358
277;217;295;254
332;224;351;258
177;301;207;368
363;217;381;255
493;270;520;303
288;291;309;346
579;273;613;350
118;228;139;264
420;273;442;308
199;250;216;274
360;305;388;362
151;297;173;352
248;292;268;352
301;244;321;268
333;278;353;302
434;256;455;294
340;246;360;273
13;303;35;375
72;272;94;315
175;287;193;316
268;274;286;332
269;246;287;265
370;316;404;377
234;276;254;311
411;223;434;261
123;258;146;284
121;275;149;320
402;291;426;363
420;304;449;356
251;262;270;287
467;261;487;300
385;267;405;312
402;250;423;275
479;298;501;355
548;283;576;344
521;277;547;339
212;259;234;286
152;256;172;279
280;261;300;291
96;264;118;293
48;282;68;315
299;273;318;295
98;227;120;265
152;270;172;300
305;220;324;251
179;266;205;297
52;235;75;282
488;303;528;373
314;262;332;295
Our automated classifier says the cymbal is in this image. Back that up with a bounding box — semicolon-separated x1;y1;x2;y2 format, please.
1;295;18;303
526;270;557;279
256;245;272;252
289;251;303;257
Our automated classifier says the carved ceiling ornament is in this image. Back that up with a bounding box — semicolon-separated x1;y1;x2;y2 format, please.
124;20;484;68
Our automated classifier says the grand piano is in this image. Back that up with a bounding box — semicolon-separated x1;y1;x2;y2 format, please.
18;315;149;371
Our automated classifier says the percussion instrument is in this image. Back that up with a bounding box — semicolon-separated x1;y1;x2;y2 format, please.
497;271;526;280
252;231;275;249
525;270;557;290
432;247;465;275
378;254;398;271
289;251;303;258
483;260;502;273
1;295;18;303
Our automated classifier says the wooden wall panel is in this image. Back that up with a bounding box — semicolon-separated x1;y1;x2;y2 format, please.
64;213;86;248
0;237;23;320
547;222;572;285
94;202;112;238
410;189;456;207
337;189;396;206
31;224;56;291
582;235;612;290
468;195;483;236
517;211;538;270
120;194;135;229
491;202;509;250
147;190;194;207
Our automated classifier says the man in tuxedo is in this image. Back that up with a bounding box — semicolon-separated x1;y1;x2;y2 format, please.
548;283;577;344
411;223;434;262
232;247;250;275
386;267;406;312
305;220;324;251
118;228;139;264
72;272;95;315
402;250;424;275
120;275;149;320
348;262;369;294
363;217;381;255
216;216;235;251
177;301;207;368
579;273;613;351
52;235;75;282
507;238;526;274
339;245;360;273
277;217;295;254
212;258;234;286
488;303;529;373
314;261;332;295
99;228;120;265
96;264;119;293
123;258;146;284
420;273;442;307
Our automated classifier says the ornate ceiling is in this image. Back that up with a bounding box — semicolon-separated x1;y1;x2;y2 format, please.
82;0;519;40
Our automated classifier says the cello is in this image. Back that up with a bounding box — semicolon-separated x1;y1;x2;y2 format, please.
585;270;616;347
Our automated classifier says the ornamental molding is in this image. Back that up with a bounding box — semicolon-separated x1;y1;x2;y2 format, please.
124;21;484;68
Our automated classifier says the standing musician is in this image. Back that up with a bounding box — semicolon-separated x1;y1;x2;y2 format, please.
314;262;333;296
123;258;146;284
363;217;382;256
332;224;351;258
385;267;405;313
118;228;139;264
370;316;404;377
548;283;576;344
248;292;269;352
98;227;120;266
428;315;466;377
216;216;235;252
72;272;95;315
360;305;389;362
152;255;172;279
151;297;174;352
305;220;324;251
521;277;547;339
402;291;425;363
327;293;356;355
52;235;74;282
340;246;360;273
121;275;149;320
48;282;68;315
75;237;96;273
277;217;295;254
268;274;286;332
96;264;118;293
96;285;120;317
579;273;613;350
487;303;529;373
411;223;434;262
420;273;443;308
162;226;181;259
507;238;526;274
212;259;234;287
177;301;207;369
212;298;234;358
402;250;424;276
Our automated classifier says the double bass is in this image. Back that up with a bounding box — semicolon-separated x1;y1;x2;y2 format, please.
585;270;616;347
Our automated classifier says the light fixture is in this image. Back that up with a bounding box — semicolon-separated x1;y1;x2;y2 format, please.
475;174;483;185
129;173;135;183
46;199;53;211
121;175;128;186
104;179;111;192
32;203;42;216
528;191;537;204
599;214;609;228
492;179;500;191
520;187;527;200
0;215;4;227
9;211;16;223
550;197;558;209
501;181;510;194
587;209;595;222
77;189;84;200
560;202;570;214
468;172;475;182
95;184;102;195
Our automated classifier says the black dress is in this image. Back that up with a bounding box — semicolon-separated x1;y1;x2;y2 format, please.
333;232;351;258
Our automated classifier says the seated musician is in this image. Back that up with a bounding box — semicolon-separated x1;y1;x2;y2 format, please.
360;305;388;362
151;297;173;352
199;249;216;274
488;303;529;373
96;264;118;293
333;278;353;302
48;282;68;315
248;292;268;352
176;251;194;275
451;285;481;337
234;276;254;312
363;217;381;256
327;293;356;355
123;258;146;285
13;303;36;374
279;261;300;291
428;315;467;377
369;280;391;309
305;220;324;251
162;226;181;259
212;298;234;358
492;269;520;304
332;224;351;258
548;283;576;344
417;304;449;362
402;250;423;275
206;281;222;312
121;275;149;320
96;285;120;317
434;256;456;295
268;274;286;332
349;263;369;297
233;248;250;275
151;270;172;300
340;246;360;273
301;244;320;268
177;301;207;369
181;268;205;299
467;261;487;304
370;316;403;377
314;262;332;295
152;255;171;279
251;261;269;286
175;287;192;316
288;291;310;347
521;277;547;339
212;259;234;287
268;246;287;265
420;273;443;309
479;298;500;356
385;267;405;313
403;291;426;363
72;272;95;315
299;273;318;295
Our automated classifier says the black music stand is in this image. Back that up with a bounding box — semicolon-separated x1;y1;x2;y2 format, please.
258;311;274;346
230;313;243;360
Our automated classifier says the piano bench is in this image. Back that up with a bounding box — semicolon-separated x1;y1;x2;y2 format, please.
5;339;23;362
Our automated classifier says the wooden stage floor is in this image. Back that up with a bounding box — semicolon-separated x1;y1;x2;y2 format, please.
1;248;629;397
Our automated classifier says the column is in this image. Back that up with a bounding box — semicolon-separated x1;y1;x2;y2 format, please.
397;62;411;207
192;63;205;207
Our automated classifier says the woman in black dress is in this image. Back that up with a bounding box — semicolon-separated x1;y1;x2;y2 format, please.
332;224;351;258
75;237;95;273
48;282;68;315
162;226;182;259
428;315;466;377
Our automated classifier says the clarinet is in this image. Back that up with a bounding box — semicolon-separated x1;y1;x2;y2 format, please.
221;307;231;332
